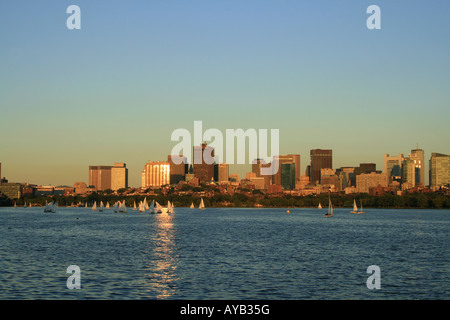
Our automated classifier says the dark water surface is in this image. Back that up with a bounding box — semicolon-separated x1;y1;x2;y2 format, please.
1;207;449;299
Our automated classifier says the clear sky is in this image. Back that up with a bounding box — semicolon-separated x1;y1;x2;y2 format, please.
1;0;449;187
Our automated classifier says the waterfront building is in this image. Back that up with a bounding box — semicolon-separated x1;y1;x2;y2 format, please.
89;165;112;191
141;161;170;188
429;153;450;190
310;149;332;185
111;163;128;191
0;183;21;199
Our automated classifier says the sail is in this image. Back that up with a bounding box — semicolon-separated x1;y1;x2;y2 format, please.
190;202;194;209
353;199;358;212
318;203;322;209
119;200;127;213
144;197;149;210
92;201;97;211
199;198;205;210
138;201;146;212
106;202;110;209
133;201;137;210
149;200;155;213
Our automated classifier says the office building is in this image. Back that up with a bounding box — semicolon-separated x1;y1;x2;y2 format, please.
193;142;215;183
310;149;332;185
384;153;406;179
111;163;128;191
141;161;170;188
401;158;416;188
409;147;425;186
215;163;229;183
169;155;187;185
272;154;300;186
429;153;450;189
356;172;389;193
89;166;112;191
280;163;296;190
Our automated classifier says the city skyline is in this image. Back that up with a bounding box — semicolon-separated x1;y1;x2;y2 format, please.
1;1;449;187
0;144;447;188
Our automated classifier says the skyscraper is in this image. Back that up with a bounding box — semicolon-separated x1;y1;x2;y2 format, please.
168;155;187;185
111;163;128;191
280;163;296;190
310;149;332;185
89;166;112;191
272;154;300;186
429;153;450;189
384;153;405;179
409;147;425;186
193;142;215;183
141;161;170;188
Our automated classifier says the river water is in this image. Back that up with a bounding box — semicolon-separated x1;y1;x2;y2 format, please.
0;206;449;299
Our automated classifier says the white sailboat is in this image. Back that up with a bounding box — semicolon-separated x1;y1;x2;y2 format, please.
44;201;57;213
119;200;127;213
113;202;119;213
155;201;168;214
92;201;97;211
138;200;146;213
149;200;155;214
318;203;322;209
190;202;195;209
98;201;104;212
324;195;333;217
106;202;110;209
144;197;149;210
199;198;205;210
351;199;364;214
167;201;174;214
133;201;137;211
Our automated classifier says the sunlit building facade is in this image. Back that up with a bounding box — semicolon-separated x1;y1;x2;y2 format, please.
141;161;170;188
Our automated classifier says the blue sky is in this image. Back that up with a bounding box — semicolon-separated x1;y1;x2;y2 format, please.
1;0;449;186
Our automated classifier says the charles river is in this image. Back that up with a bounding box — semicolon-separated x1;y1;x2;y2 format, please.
0;206;449;300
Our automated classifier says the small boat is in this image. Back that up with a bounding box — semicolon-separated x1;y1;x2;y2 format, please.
324;195;333;218
149;200;155;214
199;198;205;210
92;201;97;211
318;203;322;209
190;202;195;209
113;202;119;213
119;201;127;213
98;201;104;212
106;202;110;209
351;199;364;214
138;200;146;213
44;201;57;213
133;201;137;211
286;208;290;214
167;201;174;214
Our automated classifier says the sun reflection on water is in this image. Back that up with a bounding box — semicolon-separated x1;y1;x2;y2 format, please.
144;213;179;299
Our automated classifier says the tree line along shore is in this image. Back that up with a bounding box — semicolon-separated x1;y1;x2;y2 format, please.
1;191;450;209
